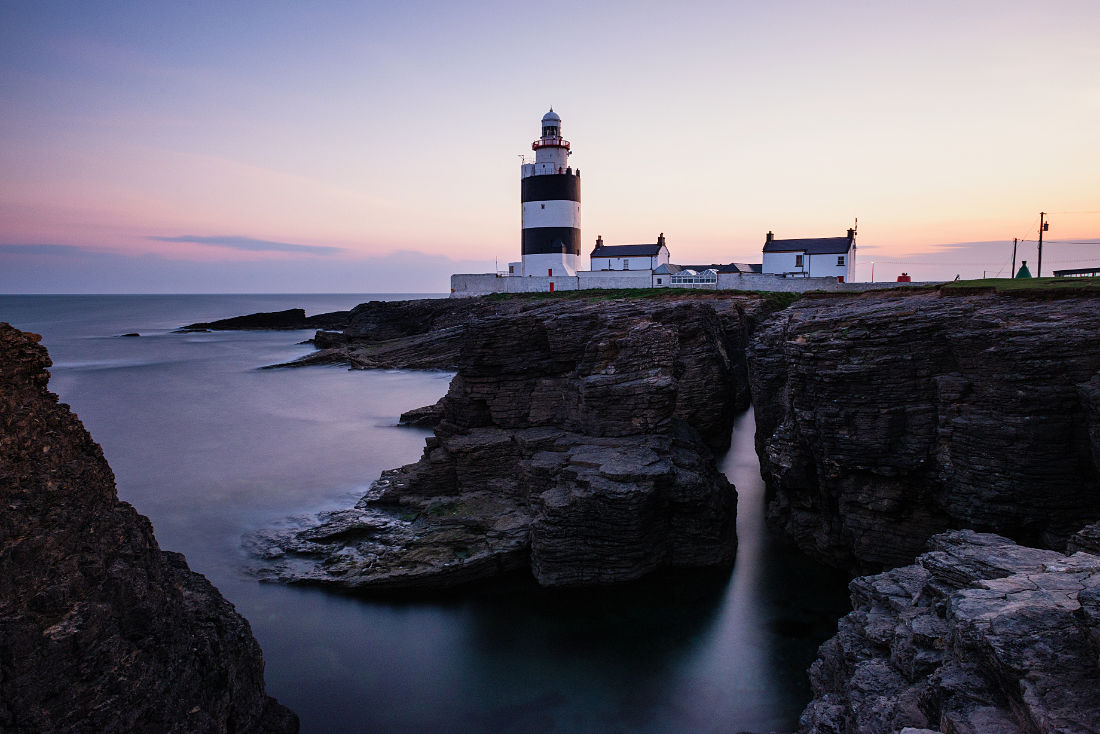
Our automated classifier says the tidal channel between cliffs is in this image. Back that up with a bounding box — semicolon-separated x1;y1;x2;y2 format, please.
3;294;850;734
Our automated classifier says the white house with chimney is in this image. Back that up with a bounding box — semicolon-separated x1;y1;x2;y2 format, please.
589;233;670;271
761;228;857;282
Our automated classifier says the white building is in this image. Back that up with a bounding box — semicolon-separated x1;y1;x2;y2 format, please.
518;109;581;277
761;229;857;282
589;234;670;271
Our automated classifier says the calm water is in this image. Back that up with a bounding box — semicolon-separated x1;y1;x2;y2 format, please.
0;294;849;734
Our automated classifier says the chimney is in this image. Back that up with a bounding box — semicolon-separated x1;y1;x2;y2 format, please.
847;228;856;239
766;231;774;242
657;232;666;247
596;235;603;248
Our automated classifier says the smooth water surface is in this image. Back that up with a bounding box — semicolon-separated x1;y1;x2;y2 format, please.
0;295;849;733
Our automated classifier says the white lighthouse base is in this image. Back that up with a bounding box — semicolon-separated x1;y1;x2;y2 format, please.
521;252;578;278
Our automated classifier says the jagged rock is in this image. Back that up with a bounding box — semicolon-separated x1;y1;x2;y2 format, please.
179;307;348;331
246;296;783;591
0;323;297;733
1069;522;1100;555
749;291;1100;572
799;529;1100;734
399;398;446;427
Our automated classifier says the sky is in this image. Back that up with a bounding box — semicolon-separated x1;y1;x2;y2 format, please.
1;0;1098;292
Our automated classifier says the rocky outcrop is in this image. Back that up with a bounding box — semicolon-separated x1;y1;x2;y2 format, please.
0;323;296;733
799;530;1100;734
179;307;348;331
399;398;446;427
1069;522;1100;555
270;293;773;391
246;296;779;591
274;298;507;369
749;291;1100;572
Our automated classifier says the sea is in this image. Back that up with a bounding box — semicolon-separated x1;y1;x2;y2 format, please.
0;294;850;734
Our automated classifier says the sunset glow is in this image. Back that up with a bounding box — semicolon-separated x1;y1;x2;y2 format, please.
2;1;1098;291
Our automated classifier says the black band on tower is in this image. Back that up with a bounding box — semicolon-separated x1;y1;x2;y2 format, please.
522;227;581;256
520;174;580;203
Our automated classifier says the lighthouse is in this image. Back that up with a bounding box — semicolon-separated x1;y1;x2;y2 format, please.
519;108;581;277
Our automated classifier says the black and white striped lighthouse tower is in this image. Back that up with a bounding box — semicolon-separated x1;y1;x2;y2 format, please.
519;108;580;276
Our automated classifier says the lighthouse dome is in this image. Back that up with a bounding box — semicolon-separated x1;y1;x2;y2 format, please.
542;108;561;123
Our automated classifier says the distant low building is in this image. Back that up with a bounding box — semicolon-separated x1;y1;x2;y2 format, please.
653;262;761;287
670;268;717;288
590;234;670;271
761;228;857;282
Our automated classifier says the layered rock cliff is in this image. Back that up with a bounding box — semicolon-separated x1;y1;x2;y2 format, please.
247;295;777;591
799;530;1100;733
0;324;296;733
749;291;1100;572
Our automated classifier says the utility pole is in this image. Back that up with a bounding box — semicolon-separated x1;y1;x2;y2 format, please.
1012;237;1018;278
1038;212;1047;277
871;261;875;283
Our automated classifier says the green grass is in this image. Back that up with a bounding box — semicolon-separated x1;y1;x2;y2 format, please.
483;287;804;307
476;276;1097;311
940;276;1099;297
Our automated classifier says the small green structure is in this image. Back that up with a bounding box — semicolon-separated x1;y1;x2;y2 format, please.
1015;260;1032;278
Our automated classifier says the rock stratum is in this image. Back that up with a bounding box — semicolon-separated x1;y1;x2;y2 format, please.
246;294;781;591
799;529;1100;734
749;290;1100;573
0;323;296;733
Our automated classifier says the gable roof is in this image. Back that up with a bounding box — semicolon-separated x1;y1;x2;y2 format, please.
677;263;754;274
734;262;763;274
653;263;682;275
591;243;665;257
763;236;853;255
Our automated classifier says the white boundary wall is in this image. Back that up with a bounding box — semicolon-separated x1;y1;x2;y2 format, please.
451;271;938;296
715;273;937;292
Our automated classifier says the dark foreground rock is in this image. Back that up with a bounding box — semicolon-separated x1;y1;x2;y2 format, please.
179;307;349;332
399;398;446;427
800;529;1100;734
749;291;1100;572
0;323;296;733
246;296;782;591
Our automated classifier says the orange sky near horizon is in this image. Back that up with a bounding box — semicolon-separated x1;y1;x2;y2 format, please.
2;1;1098;290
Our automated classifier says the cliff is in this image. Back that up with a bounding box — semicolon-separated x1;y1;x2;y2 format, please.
0;324;297;733
799;530;1100;733
749;291;1100;572
247;295;777;591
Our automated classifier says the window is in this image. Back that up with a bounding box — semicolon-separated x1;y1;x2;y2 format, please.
795;255;804;267
623;259;630;270
657;278;663;284
540;204;545;209
837;256;845;266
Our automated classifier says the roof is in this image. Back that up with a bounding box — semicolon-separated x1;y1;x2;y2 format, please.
591;243;665;257
653;263;682;275
763;236;854;255
734;262;763;274
677;263;750;274
542;108;560;122
1053;267;1100;276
